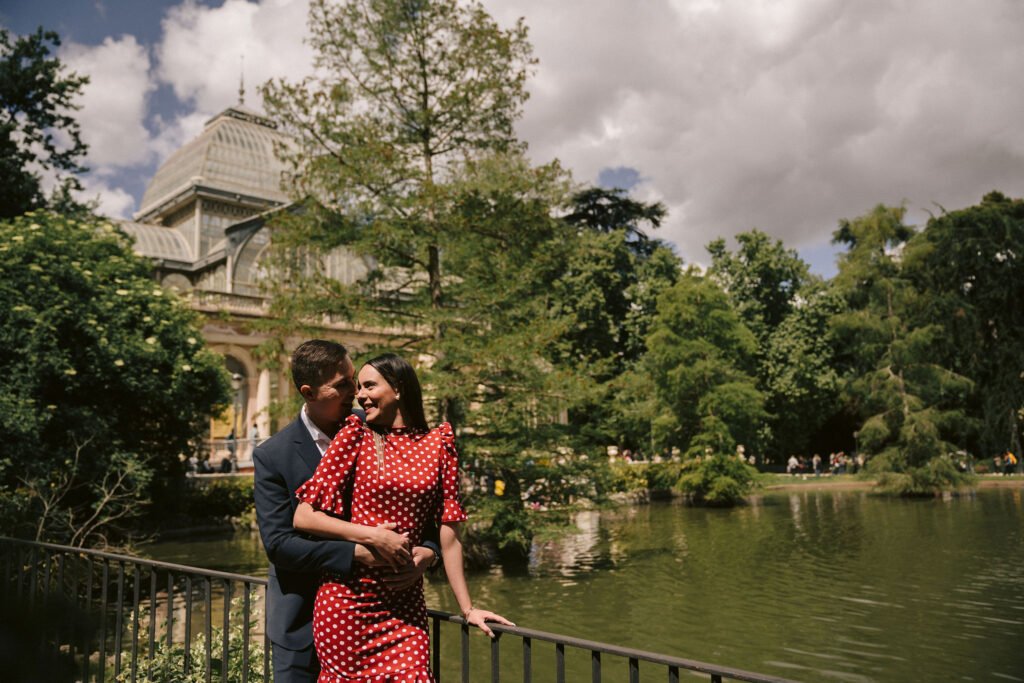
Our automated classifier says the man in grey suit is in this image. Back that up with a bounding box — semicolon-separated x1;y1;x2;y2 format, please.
254;339;440;682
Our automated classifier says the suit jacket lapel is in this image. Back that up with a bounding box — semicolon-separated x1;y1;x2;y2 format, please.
291;415;322;478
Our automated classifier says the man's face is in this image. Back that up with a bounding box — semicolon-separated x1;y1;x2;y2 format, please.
302;356;356;436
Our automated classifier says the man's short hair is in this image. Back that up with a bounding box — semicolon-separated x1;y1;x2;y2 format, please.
290;340;349;391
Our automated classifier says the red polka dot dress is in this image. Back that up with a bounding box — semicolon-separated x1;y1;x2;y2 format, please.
296;414;467;682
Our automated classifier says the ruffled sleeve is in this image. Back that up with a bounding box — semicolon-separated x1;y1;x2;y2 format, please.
436;422;468;524
295;414;365;517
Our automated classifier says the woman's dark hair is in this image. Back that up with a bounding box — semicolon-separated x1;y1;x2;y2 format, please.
363;353;428;430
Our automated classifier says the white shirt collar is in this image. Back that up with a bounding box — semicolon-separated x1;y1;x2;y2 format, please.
300;405;333;455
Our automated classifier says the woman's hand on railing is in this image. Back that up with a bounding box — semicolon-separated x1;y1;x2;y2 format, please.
463;607;515;638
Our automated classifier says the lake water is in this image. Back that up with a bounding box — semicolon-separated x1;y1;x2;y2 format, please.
142;487;1024;682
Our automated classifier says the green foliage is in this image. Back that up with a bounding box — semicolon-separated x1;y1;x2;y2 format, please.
119;597;266;683
872;456;976;497
179;478;255;521
643;272;767;455
641;462;686;493
0;212;229;545
830;205;978;475
551;188;681;451
761;283;844;456
900;191;1024;459
706;230;840;459
0;27;89;218
707;229;812;345
677;455;758;507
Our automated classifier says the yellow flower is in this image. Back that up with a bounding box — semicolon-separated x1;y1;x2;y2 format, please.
114;359;125;367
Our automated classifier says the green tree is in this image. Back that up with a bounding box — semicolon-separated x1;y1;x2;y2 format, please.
901;191;1024;463
261;0;543;419
707;229;811;346
549;188;679;451
761;282;844;458
830;205;976;488
0;212;229;546
0;28;89;219
642;271;766;457
261;0;577;560
556;187;678;373
706;230;838;458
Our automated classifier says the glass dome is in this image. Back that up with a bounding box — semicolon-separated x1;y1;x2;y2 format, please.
138;106;291;215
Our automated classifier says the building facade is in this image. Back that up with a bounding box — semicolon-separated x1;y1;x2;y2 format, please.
120;104;375;467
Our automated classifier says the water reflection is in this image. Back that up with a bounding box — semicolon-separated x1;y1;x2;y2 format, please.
143;489;1024;682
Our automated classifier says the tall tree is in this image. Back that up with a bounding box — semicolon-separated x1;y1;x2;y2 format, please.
261;0;542;422
551;187;679;450
901;191;1024;462
555;188;678;375
830;205;976;480
0;28;89;218
706;230;834;458
642;271;766;457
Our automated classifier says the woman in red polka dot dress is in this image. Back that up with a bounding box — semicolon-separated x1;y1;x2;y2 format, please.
294;353;513;682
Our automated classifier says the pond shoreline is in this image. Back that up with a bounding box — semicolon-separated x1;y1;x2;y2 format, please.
760;474;1024;492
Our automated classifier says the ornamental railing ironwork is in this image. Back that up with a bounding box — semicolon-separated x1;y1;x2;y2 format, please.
0;537;793;683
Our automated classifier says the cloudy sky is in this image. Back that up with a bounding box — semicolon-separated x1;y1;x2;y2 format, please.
4;0;1024;275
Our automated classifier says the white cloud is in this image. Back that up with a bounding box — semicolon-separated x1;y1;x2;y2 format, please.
79;177;137;219
60;35;154;169
49;0;1024;273
483;0;1024;263
155;0;314;114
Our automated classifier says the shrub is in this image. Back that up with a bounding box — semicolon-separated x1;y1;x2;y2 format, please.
677;455;757;507
874;456;975;497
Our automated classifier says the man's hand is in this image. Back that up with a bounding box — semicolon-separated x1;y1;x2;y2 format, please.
352;543;388;567
380;546;434;591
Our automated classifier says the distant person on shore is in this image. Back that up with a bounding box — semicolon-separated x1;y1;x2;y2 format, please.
812;453;822;476
253;340;441;683
1005;451;1018;476
994;453;1003;475
787;454;799;475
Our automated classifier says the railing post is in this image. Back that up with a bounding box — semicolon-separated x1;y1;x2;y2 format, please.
114;560;126;678
184;575;193;676
461;621;470;683
98;559;109;683
205;576;213;683
432;612;441;680
556;642;565;683
592;649;601;683
82;556;94;683
522;636;531;683
242;581;251;683
148;569;158;669
491;631;500;683
131;562;142;682
222;578;232;683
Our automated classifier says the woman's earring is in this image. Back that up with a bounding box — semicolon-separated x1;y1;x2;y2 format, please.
395;393;401;400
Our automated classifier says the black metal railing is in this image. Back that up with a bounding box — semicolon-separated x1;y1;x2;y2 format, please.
1;537;792;683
